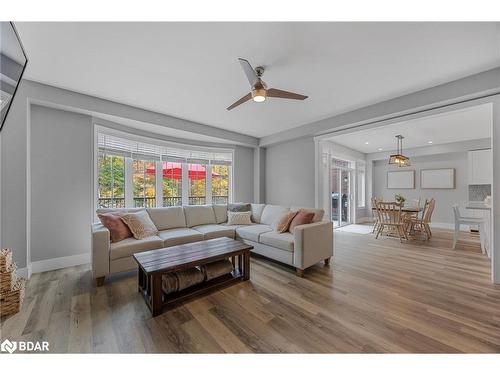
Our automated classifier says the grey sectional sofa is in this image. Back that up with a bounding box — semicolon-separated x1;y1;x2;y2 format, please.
91;203;333;285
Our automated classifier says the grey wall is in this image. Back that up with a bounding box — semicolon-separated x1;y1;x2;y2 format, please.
233;145;255;203
1;83;28;268
373;152;469;224
265;137;315;207
1;80;256;269
30;105;93;261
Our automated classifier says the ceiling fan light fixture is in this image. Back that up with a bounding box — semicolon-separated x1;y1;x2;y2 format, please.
252;88;267;102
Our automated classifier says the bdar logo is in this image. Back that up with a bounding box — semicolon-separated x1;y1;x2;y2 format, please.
1;339;17;353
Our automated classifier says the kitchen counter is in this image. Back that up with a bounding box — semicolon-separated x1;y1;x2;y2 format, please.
465;201;491;258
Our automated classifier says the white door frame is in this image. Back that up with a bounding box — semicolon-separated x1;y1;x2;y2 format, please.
330;161;354;228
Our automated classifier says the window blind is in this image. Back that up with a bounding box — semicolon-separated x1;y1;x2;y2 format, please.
98;132;232;165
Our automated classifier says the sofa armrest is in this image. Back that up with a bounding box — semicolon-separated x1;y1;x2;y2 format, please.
92;222;111;278
293;221;333;269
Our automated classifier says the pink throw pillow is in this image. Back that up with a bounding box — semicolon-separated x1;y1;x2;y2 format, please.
98;212;132;243
288;211;315;233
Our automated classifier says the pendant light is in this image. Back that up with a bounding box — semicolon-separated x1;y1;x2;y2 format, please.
388;135;410;167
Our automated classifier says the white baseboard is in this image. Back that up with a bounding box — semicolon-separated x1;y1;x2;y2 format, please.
16;266;30;279
355;217;372;224
429;222;470;231
353;219;471;232
30;253;90;274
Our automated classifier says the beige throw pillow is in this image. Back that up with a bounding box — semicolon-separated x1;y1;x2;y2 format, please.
121;210;159;240
227;211;253;225
274;211;298;233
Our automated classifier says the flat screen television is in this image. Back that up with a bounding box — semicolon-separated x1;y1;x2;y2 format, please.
0;22;28;131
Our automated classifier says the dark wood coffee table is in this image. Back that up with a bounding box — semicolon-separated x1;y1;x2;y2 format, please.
133;237;252;316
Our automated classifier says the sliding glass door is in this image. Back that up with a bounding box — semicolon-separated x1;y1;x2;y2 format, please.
331;159;353;228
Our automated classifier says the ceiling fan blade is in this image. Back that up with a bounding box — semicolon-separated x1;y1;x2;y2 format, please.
267;88;308;100
238;58;259;87
227;92;252;110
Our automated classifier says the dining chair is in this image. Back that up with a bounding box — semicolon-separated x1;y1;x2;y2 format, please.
408;198;435;240
452;204;485;251
403;198;422;231
375;201;407;242
371;197;381;234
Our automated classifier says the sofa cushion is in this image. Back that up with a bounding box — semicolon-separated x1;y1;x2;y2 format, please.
146;206;186;230
259;231;294;252
192;224;235;240
184;205;217;227
250;204;266;223
212;204;228;224
158;228;204;247
109;235;164;260
235;224;273;242
260;205;290;226
290;206;325;222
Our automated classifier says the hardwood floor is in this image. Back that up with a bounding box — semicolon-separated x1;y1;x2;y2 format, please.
2;228;500;353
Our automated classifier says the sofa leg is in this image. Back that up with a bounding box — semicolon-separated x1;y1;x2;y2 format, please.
296;268;304;277
95;276;105;287
324;257;331;266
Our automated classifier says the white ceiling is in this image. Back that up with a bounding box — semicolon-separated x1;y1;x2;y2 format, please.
327;103;492;153
15;22;500;138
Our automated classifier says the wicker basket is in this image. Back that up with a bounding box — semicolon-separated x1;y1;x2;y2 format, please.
0;248;12;272
0;278;25;317
0;262;17;293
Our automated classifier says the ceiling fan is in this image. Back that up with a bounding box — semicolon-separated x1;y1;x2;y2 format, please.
227;58;308;110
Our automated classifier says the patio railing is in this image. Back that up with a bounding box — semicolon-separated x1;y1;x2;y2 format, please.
98;195;229;208
188;196;206;205
98;197;125;208
212;195;229;204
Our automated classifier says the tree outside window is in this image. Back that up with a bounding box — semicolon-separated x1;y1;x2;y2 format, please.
133;160;156;208
98;154;125;208
211;165;229;204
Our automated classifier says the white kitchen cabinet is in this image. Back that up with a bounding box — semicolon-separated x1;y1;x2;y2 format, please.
468;149;492;185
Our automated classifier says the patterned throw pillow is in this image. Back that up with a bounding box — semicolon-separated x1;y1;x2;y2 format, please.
227;211;253;225
97;212;132;243
120;210;159;240
273;211;298;233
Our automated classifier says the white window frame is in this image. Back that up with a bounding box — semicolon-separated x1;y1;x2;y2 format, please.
357;162;366;208
93;124;234;210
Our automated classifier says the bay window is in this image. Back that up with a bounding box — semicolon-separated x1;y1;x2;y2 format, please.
97;154;125;208
188;163;206;205
162;162;182;206
132;160;156;208
96;130;233;209
211;165;229;204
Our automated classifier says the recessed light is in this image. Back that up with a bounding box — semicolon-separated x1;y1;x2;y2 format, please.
378;148;383;151
365;141;370;145
428;141;433;144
